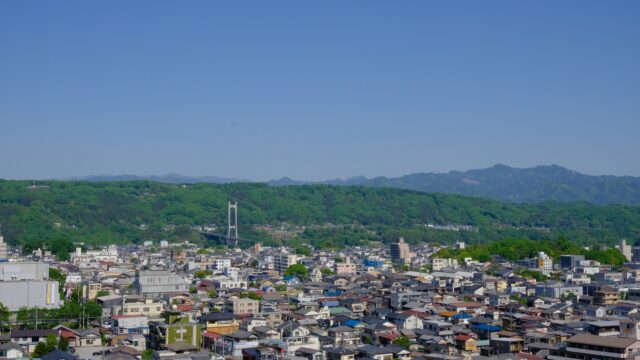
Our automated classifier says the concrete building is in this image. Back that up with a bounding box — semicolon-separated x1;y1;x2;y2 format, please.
431;258;459;271
0;262;49;281
0;280;61;311
0;232;8;261
70;245;120;266
390;237;411;264
559;255;585;269
213;258;231;270
135;270;189;297
620;239;633;262
535;252;553;271
0;262;61;311
121;298;165;318
224;297;260;315
274;251;299;273
111;315;150;335
335;256;356;275
534;282;582;298
211;275;248;290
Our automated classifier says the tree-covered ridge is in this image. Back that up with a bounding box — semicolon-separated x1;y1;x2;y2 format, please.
272;164;640;205
434;237;628;266
0;180;639;248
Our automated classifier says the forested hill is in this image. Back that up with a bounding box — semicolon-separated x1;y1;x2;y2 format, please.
270;164;640;205
74;164;640;205
0;180;639;250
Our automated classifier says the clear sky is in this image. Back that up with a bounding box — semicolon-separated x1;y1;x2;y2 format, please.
1;1;639;180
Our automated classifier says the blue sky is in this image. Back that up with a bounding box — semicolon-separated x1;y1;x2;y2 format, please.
1;1;639;180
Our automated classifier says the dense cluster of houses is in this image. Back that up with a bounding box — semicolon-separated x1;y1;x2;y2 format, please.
2;239;640;360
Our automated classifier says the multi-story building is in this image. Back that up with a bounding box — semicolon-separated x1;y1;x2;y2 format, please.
213;258;231;270
335;257;356;275
0;232;8;261
274;251;299;273
0;262;61;311
535;252;553;271
224;297;260;315
121;298;165;318
70;245;120;266
0;262;49;281
83;281;102;300
534;282;583;299
620;239;633;262
328;326;361;347
135;270;189;297
560;255;586;269
111;315;150;335
211;275;247;290
431;258;459;271
390;237;411;264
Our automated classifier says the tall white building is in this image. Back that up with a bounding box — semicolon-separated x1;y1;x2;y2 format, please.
620;239;632;262
536;252;553;271
0;226;8;261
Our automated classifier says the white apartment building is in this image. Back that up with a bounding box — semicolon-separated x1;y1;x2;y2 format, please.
70;245;120;266
536;252;553;271
274;251;299;273
214;258;231;270
431;258;459;271
211;275;247;290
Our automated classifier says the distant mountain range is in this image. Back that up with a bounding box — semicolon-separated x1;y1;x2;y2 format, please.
68;173;249;184
68;164;640;205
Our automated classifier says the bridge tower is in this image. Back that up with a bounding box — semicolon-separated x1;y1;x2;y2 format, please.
227;201;238;247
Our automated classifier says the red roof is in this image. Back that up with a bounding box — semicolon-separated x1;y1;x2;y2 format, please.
378;332;399;340
177;304;193;312
59;329;79;339
203;331;222;339
455;335;471;341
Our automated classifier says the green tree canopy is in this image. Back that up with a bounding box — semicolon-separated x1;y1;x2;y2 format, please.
284;264;308;279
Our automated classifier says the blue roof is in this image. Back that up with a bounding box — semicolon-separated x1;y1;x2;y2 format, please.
344;319;362;327
283;275;297;281
453;313;473;319
471;324;502;331
321;301;340;307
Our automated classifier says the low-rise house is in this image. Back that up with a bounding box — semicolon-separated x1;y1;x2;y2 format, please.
201;312;240;335
328;326;361;347
10;329;57;354
386;313;423;330
356;345;394;360
454;334;477;353
549;333;640;360
0;342;26;359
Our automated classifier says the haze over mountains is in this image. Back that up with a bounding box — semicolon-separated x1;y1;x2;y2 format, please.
68;164;640;205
